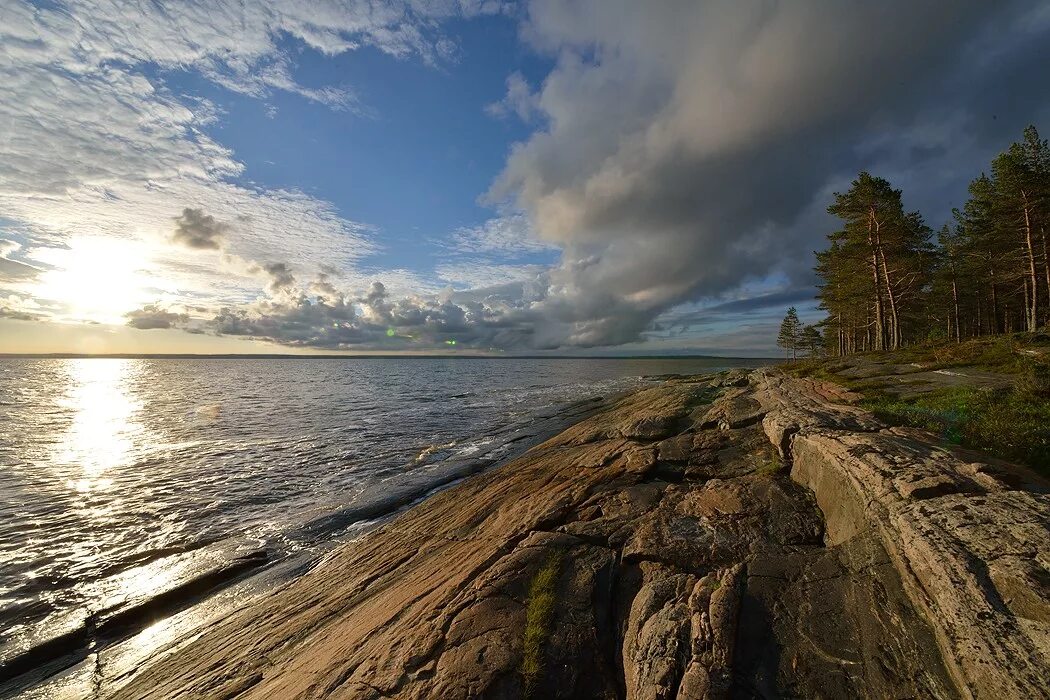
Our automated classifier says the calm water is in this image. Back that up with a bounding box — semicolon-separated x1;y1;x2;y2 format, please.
0;356;761;688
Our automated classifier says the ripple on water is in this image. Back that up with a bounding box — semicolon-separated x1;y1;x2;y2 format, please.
0;355;762;692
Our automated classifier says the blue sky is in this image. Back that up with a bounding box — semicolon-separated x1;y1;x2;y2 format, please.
160;17;554;276
1;1;1047;355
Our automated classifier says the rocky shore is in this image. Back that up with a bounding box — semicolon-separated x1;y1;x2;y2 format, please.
108;368;1049;699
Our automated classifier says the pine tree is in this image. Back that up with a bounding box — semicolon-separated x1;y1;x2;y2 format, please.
800;324;824;357
993;143;1041;331
804;124;1048;356
777;307;802;359
933;224;963;342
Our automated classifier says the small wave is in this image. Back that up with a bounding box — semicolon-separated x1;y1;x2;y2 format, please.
412;440;458;465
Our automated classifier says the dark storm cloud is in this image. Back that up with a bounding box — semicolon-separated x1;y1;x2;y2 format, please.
480;0;1050;348
652;287;820;334
125;304;190;329
207;277;541;350
172;208;229;250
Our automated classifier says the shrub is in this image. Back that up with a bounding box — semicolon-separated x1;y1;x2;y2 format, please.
1015;359;1050;398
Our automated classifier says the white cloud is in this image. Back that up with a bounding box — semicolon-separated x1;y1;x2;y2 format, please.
0;0;474;326
0;293;43;320
447;214;556;256
436;261;546;289
485;72;540;121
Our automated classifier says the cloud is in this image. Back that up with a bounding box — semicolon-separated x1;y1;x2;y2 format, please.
0;293;43;321
1;0;486;115
447;214;556;256
0;239;41;283
485;72;540;121
0;258;40;282
125;304;190;330
172;208;229;250
481;0;1050;348
436;261;546;289
263;262;297;293
0;0;491;332
0;239;41;282
4;0;1049;353
201;273;541;350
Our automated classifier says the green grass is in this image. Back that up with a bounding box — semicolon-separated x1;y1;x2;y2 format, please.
754;453;786;477
782;335;1050;475
878;333;1050;374
861;383;1050;474
780;358;855;386
521;550;563;695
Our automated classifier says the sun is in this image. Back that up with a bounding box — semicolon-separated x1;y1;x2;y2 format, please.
34;237;159;324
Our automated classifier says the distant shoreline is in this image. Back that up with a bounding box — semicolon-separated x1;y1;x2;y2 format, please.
0;353;779;360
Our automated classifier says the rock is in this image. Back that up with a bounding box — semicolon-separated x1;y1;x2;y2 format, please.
756;369;1050;699
104;370;1050;700
620;413;687;440
698;390;766;430
657;433;694;463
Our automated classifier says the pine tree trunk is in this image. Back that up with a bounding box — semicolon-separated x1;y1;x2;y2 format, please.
951;276;961;343
868;208;886;351
977;292;983;336
1041;224;1050;325
865;307;873;351
990;272;1000;335
1022;192;1038;331
878;245;901;350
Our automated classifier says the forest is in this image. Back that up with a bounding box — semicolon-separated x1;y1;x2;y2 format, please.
781;125;1050;357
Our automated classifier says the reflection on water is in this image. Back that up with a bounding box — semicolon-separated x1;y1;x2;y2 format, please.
53;359;146;494
0;355;766;696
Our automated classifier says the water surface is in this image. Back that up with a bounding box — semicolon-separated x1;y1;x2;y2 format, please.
0;356;764;692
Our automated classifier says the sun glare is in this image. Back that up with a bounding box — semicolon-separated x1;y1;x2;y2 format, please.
34;237;158;324
52;358;146;493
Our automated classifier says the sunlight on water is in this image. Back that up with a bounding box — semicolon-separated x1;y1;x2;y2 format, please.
0;356;761;698
52;359;145;494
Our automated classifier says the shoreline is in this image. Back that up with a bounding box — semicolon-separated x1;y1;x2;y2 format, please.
84;367;1050;697
0;392;618;699
5;361;1048;698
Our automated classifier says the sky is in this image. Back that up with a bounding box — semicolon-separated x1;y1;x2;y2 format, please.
1;1;1049;356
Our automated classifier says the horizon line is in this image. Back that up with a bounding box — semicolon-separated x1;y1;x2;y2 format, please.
0;352;779;361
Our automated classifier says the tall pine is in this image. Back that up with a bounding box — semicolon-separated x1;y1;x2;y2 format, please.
777;307;802;359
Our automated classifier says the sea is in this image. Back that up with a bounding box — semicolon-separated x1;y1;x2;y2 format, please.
0;356;765;697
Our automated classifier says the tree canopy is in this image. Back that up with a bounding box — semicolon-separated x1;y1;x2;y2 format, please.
808;125;1049;355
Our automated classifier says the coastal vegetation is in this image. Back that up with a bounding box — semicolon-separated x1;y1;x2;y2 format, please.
862;384;1050;471
773;124;1050;473
795;125;1050;355
521;550;563;695
785;333;1050;473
